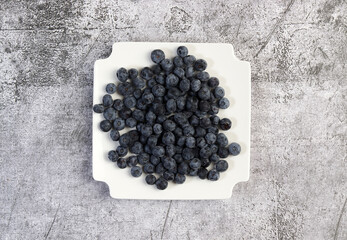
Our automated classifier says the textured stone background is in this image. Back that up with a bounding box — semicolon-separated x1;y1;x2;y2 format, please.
0;0;346;239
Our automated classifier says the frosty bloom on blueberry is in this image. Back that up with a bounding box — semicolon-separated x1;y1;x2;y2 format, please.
93;46;241;190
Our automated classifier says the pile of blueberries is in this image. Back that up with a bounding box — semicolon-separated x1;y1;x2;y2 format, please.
93;46;241;190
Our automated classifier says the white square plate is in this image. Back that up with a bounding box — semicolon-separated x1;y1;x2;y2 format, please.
93;42;250;200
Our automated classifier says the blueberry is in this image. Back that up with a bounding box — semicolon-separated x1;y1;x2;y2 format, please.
208;77;219;88
153;123;163;135
188;168;198;176
183;125;195;136
160;59;174;72
209;104;219;115
156;177;168;190
219;118;232;130
117;82;134;96
142;92;154;105
198;86;210;100
116;146;128;157
207;126;219;135
189;115;200;127
200;146;212;158
185;66;195;78
117;158;127;169
166;144;176;157
200;117;212;128
152;146;165;157
137;152;150;165
216;160;229;172
113;118;125;130
116;68;128;82
177;136;187;147
196;71;209;81
141;124;153;137
130;141;143;154
163;171;175;181
132;109;145;122
167;87;182;99
228;142;241;156
218;147;229;158
123;96;136;109
110;129;120;141
194;110;207;118
194;127;206;138
113;99;124;111
128;68;138;79
210;153;220;163
152;84;166;97
175;96;185;111
103;107;117;121
93;104;105;113
174;67;185;79
147;135;158;148
216;133;228;147
119;133;131;147
144;144;152;154
174;173;186;184
205;133;217;144
128;130;139;141
166;99;177;113
140;67;154;80
177;162;189;175
162;132;175;145
166;73;179;87
108;150;118;162
173;56;184;67
151;49;165;63
143;163;155;174
155;163;165;174
182;148;194;160
174;113;189;127
198;168;208;179
214;86;225;99
190;79;201;92
189;158;201;169
131;166;142;177
152;102;166;115
219;97;230;109
177;46;188;57
149;155;160;166
147;79;157;88
198;100;211;112
184;55;196;66
163;120;176;132
186;96;199;112
196;137;207;148
146;111;156;124
118;107;132;120
194;59;207;71
210;115;220;126
125;117;137;128
126;156;138;167
100;120;112;132
155;74;165;85
173;154;184;164
207;169;220;181
102;94;113;107
146;174;157;185
185;136;196;148
162;156;177;172
210;144;219;154
132;77;146;89
136;98;147;110
133;89;142;99
152;64;162;74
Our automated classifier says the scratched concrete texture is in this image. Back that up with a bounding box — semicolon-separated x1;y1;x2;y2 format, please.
0;0;346;239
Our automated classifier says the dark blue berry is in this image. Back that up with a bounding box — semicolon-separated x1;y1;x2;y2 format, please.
214;86;225;99
137;152;150;165
119;133;131;147
102;94;113;107
194;59;207;71
143;163;155;174
130;141;143;154
190;79;201;92
200;146;212;158
177;46;188;57
126;156;138;167
93;104;104;113
174;67;185;78
166;73;179;87
209;104;219;115
152;64;162;74
198;86;210;100
119;107;133;120
113;118;125;130
216;160;228;172
196;137;207;148
188;168;198;176
103;108;117;121
153;123;163;135
185;66;195;78
166;99;177;113
163;120;176;132
113;99;124;111
210;115;220;125
140;67;154;80
108;150;118;162
118;82;134;96
185;136;196;148
182;148;194;160
131;166;142;177
210;153;220;163
132;77;145;89
179;78;190;92
150;155;160;166
177;136;186;147
200;117;211;129
162;131;175;145
125;117;137;128
155;73;165;85
228;142;241;156
116;146;128;157
183;125;195;136
174;173;186;184
207;169;220;181
151;49;165;63
100;120;112;132
152;84;166;97
146;111;156;124
106;83;117;94
166;144;176;157
155;163;165;174
173;56;184;67
147;79;157;88
128;68;138;79
210;144;219;154
216;133;228;147
167;87;182;99
184;55;196;66
160;59;174;72
152;146;165;158
110;129;120;141
196;71;209;81
146;174;157;185
198;100;210;112
218;97;230;109
208;77;219;88
218;147;229;158
177;162;189;175
116;68;128;82
163;171;175;181
132;109;145;122
198;168;208;179
205;133;216;144
117;158;127;169
219;118;232;130
189;158;201;169
156;177;168;190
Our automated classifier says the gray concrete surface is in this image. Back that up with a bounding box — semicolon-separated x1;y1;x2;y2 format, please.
0;0;346;239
